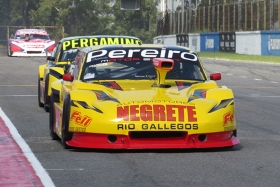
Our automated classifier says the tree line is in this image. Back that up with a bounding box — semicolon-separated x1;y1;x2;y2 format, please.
0;0;158;43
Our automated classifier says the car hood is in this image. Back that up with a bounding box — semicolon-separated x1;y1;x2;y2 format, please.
11;38;53;43
72;80;234;123
10;38;55;49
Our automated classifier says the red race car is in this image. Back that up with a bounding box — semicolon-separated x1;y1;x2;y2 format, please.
7;29;55;57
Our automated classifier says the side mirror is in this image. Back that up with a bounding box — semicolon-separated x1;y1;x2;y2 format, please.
62;74;74;82
10;34;14;39
47;56;55;61
210;73;221;81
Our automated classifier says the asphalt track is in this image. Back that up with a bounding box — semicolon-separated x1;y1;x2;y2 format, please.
0;52;280;187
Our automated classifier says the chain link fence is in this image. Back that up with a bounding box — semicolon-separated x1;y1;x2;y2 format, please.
157;0;279;35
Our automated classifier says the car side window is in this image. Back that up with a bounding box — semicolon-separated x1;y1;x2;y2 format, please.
51;47;57;57
73;52;84;80
55;43;62;63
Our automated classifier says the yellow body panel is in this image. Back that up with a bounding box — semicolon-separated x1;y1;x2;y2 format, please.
38;64;46;79
51;44;236;144
52;80;236;136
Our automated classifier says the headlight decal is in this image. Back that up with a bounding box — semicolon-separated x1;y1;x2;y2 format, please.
71;100;103;113
208;98;234;113
93;90;120;103
100;81;123;90
71;100;79;107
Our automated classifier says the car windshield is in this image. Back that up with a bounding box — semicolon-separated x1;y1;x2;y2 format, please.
29;34;50;40
60;49;79;61
16;34;50;40
81;57;206;82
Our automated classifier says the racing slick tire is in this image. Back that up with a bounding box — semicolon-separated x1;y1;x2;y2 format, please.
233;130;237;137
44;74;50;112
7;45;13;57
38;78;44;107
61;94;73;149
49;94;60;140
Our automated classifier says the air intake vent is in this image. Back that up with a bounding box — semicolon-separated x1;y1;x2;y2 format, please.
130;131;186;139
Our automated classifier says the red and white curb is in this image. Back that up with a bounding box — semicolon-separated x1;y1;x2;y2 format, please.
0;107;55;187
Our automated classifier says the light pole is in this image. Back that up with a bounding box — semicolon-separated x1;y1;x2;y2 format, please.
189;0;192;33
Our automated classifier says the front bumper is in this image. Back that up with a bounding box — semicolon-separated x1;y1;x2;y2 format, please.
11;51;51;57
67;131;240;149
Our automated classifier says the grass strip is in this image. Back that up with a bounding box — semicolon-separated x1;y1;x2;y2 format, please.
198;52;280;64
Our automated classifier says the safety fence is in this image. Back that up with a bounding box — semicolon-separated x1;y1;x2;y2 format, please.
157;0;280;35
153;30;280;55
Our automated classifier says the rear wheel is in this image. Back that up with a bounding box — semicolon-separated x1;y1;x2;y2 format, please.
61;94;73;149
44;74;50;112
38;78;44;107
49;94;60;140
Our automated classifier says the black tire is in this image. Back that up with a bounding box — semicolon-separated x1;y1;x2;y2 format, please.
38;78;44;107
233;130;237;137
49;94;60;140
61;94;73;149
7;44;13;57
7;46;10;57
44;74;50;112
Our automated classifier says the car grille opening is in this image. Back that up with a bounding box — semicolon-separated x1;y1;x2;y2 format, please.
27;51;43;54
130;131;186;139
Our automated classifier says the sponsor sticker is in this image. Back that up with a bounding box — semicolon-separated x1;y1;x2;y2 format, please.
117;104;197;122
223;112;234;126
86;48;198;63
16;29;48;35
117;123;198;130
71;111;92;127
62;37;141;51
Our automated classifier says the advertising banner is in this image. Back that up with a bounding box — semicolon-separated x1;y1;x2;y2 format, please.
176;34;189;47
219;32;236;52
200;33;219;52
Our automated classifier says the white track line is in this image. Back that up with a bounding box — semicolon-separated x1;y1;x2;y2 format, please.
0;107;55;187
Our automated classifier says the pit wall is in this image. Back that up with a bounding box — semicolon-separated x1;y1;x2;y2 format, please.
153;31;280;56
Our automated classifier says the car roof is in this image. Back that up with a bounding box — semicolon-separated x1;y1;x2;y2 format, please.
16;29;46;31
15;29;49;35
59;35;141;43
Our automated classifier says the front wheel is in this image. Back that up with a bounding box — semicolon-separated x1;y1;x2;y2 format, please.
49;94;60;140
7;45;13;57
44;74;50;112
61;94;73;149
38;78;44;107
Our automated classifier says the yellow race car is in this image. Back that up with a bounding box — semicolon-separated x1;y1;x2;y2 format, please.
49;44;239;149
38;35;142;112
